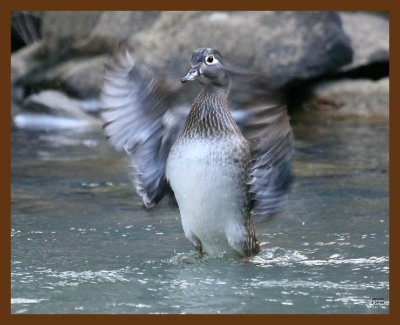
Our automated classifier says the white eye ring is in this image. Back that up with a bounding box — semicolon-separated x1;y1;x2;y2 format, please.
205;55;217;65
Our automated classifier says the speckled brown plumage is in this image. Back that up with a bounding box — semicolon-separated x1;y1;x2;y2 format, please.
181;86;241;139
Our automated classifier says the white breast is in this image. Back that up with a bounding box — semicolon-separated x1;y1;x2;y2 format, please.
166;138;248;256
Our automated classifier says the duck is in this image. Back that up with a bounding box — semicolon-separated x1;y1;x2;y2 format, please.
101;44;293;257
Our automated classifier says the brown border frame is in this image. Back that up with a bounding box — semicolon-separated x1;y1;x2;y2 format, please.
3;1;398;324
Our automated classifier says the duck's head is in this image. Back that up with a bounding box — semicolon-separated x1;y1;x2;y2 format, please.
181;48;230;87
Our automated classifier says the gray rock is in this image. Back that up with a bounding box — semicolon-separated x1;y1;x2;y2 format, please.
130;11;353;92
40;11;160;57
24;89;101;116
11;41;46;82
11;41;47;101
13;90;101;131
41;11;102;56
339;12;389;71
45;55;107;98
12;11;160;102
12;11;360;127
72;11;160;54
20;55;108;99
303;77;388;119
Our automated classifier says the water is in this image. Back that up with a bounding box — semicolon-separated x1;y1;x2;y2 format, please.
11;112;389;314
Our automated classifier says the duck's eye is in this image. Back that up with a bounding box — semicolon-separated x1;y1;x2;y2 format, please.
205;55;214;64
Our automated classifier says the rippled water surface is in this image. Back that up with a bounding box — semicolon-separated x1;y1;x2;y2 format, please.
11;114;389;313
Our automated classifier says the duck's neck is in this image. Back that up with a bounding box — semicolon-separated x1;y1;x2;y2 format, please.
182;83;241;139
195;84;230;111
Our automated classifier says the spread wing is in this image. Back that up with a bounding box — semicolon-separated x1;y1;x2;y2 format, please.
100;44;188;208
233;101;293;222
229;69;293;221
101;45;292;216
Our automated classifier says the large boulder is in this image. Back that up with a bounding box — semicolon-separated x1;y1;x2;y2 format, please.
129;11;353;91
41;11;102;58
300;12;389;119
72;11;160;55
339;12;389;71
303;77;389;120
40;11;160;58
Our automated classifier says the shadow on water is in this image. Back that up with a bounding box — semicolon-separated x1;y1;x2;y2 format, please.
11;112;389;314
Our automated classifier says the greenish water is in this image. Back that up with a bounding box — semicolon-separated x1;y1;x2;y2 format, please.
11;114;389;314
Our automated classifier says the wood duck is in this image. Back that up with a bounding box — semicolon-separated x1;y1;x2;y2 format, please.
101;45;293;257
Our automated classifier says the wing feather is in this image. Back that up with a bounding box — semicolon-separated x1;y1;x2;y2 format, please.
100;43;188;208
233;102;293;221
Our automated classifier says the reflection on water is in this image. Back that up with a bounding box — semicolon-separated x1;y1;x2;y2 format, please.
11;113;389;314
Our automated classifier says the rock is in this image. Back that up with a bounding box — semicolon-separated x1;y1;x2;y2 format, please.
45;55;107;98
18;55;108;99
303;77;388;119
12;11;160;103
72;11;160;54
11;41;48;102
12;11;365;129
23;89;101;116
40;11;160;57
339;12;389;71
129;11;353;93
13;90;101;131
11;41;46;83
41;11;102;56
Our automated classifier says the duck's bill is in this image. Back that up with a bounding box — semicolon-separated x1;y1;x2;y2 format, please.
181;67;200;83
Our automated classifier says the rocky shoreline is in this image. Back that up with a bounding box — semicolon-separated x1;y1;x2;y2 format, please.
11;11;389;130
